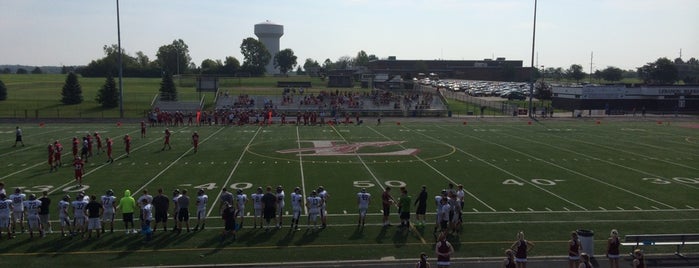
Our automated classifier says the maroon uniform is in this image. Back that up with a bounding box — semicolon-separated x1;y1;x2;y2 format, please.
94;133;103;153
72;138;79;157
124;135;131;155
192;132;199;152
141;121;146;138
48;144;55;167
54;142;63;165
106;138;114;162
73;158;85;185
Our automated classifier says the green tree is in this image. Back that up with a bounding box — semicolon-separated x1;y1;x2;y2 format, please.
61;72;83;105
31;67;43;74
303;58;320;70
240;37;270;76
156;39;192;75
566;64;585;82
16;68;28;74
2;68;10;74
0;79;7;101
637;57;678;85
295;66;304;75
354;50;370;67
200;59;222;74
95;75;119;108
159;72;177;101
273;48;298;75
600;66;623;82
221;56;240;75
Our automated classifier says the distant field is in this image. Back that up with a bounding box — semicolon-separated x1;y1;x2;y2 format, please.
0;118;697;266
0;74;330;118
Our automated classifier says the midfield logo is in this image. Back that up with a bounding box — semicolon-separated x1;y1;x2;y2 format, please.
276;140;419;156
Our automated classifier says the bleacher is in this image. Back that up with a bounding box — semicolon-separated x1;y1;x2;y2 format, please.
277;81;312;88
152;100;202;112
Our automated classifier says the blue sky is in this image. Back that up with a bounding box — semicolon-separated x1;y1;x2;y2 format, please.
1;0;697;71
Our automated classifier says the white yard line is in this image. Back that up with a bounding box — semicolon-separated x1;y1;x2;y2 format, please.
133;127;223;196
329;125;384;198
1;128;141;181
422;126;588;211
440;125;678;210
46;130;167;195
498;128;699;191
296;126;308;215
205;127;261;217
368;126;497;212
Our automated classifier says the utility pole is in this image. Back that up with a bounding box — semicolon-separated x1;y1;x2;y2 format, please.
589;51;593;84
116;0;124;118
527;0;538;118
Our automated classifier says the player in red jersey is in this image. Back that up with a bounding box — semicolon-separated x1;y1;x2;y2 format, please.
161;128;172;151
124;134;132;157
53;140;63;167
48;143;56;172
72;137;79;158
86;133;93;157
140;121;147;138
94;132;103;155
191;131;199;153
73;157;85;186
106;137;114;163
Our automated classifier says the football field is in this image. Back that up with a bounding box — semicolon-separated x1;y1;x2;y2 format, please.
0;118;698;266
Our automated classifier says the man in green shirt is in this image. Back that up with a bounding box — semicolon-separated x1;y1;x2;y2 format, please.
398;187;411;229
117;189;137;234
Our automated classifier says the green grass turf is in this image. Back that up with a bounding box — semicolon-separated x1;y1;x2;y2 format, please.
0;119;698;266
0;74;332;118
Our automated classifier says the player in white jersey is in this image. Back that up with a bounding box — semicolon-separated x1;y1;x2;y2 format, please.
137;189;153;216
434;190;446;233
23;194;43;238
275;186;285;229
250;187;264;228
306;191;323;229
290;187;303;231
194;189;208;230
317;186;329;228
456;184;465;210
101;189;117;233
0;193;13;239
72;195;88;236
235;189;247;229
171;189;181;231
357;188;371;227
9;188;26;234
58;195;72;237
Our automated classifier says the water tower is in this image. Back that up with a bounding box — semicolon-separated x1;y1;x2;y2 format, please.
254;20;284;74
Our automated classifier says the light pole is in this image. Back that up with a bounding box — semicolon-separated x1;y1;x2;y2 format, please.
527;0;538;118
116;0;124;118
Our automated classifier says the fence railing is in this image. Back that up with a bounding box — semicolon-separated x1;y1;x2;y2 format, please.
0;108;151;119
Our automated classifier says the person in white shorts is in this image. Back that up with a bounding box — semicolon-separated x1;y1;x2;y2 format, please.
85;195;103;239
251;187;263;228
194;189;208;230
290;187;303;231
235;189;247;229
9;188;26;234
23;194;43;238
71;195;88;236
357;188;371;227
275;186;285;229
58;195;72;237
306;191;323;229
0;193;12;239
101;189;117;233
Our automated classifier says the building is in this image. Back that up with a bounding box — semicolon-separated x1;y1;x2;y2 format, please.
254;21;284;75
552;84;699;114
365;58;532;82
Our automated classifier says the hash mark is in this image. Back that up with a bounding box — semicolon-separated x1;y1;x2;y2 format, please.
472;208;478;212
527;208;534;212
686;205;695;209
598;207;606;211
650;206;660;210
634;206;642;210
563;207;570;211
545;207;552;211
509;208;515;212
616;207;624;210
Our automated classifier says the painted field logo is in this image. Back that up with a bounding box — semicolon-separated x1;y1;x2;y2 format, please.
276;140;419;156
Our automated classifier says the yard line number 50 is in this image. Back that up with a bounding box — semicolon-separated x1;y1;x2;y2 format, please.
354;180;407;188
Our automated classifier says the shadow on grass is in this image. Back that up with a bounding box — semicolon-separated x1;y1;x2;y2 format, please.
294;227;321;246
374;225;389;244
348;225;364;240
391;226;409;247
275;227;297;247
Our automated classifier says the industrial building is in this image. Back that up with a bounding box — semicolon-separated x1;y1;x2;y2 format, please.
552;85;699;114
365;58;532;82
